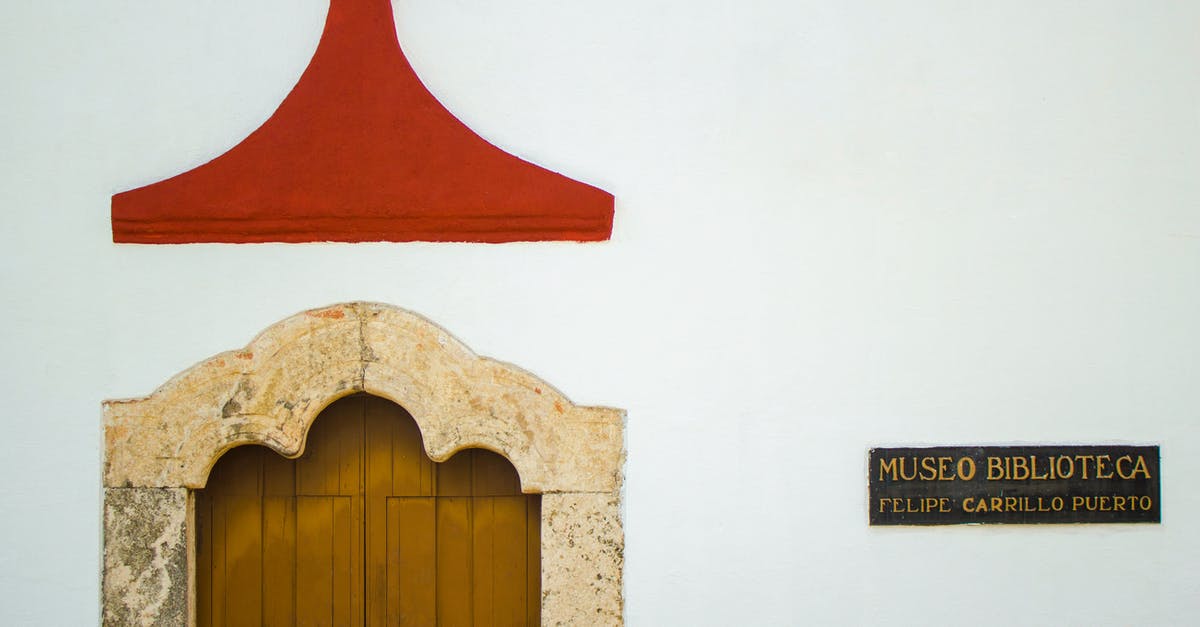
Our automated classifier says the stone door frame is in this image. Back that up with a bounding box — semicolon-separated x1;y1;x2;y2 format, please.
102;302;625;626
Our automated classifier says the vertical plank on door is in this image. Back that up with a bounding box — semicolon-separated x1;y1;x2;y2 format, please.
491;496;529;627
364;398;393;626
334;397;364;625
527;496;541;626
331;497;355;626
261;497;296;626
223;495;264;627
437;451;474;498
215;447;264;627
437;496;473;626
384;399;433;497
298;396;358;497
296;419;331;497
472;450;521;497
296;497;334;627
262;450;296;626
336;395;363;496
209;496;228;627
471;497;496;626
195;492;213;627
389;497;437;626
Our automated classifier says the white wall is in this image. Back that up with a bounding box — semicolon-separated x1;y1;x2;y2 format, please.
2;1;1198;624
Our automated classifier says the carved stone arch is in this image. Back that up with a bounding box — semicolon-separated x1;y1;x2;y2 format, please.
102;302;625;626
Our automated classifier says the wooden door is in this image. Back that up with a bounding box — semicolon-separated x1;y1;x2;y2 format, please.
196;395;541;626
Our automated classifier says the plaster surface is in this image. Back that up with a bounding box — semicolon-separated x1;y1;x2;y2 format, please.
102;302;625;625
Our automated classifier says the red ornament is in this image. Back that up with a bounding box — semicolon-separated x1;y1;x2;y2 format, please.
112;0;613;244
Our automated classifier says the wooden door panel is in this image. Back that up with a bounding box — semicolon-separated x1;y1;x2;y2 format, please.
471;497;498;626
525;498;541;625
196;493;268;627
261;496;297;626
295;496;356;626
382;497;437;626
297;398;362;498
437;455;474;498
485;497;533;627
436;496;474;626
198;493;225;627
222;496;265;627
198;395;539;627
196;493;213;626
472;453;523;497
364;398;434;498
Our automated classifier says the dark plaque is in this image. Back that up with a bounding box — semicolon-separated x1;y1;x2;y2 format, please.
869;445;1160;525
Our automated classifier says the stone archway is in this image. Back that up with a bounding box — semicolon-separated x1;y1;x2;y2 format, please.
102;302;625;626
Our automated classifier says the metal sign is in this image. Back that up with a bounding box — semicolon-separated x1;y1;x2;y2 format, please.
869;445;1160;525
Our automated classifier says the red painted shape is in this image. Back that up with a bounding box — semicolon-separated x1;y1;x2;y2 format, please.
112;0;613;243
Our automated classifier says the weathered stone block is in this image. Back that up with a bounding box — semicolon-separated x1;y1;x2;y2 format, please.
542;492;625;626
103;488;189;627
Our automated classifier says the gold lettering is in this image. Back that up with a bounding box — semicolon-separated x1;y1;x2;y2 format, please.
987;457;1004;480
899;458;918;481
1056;455;1074;479
957;457;976;481
1113;496;1126;512
1031;456;1049;480
1139;496;1153;510
879;457;898;481
962;497;977;512
1074;455;1095;479
939;497;951;512
920;457;938;481
1130;456;1151;479
1072;495;1085;511
1096;455;1114;479
937;457;954;480
1051;496;1064;511
990;497;1003;511
1005;496;1018;511
1010;457;1029;481
1116;455;1133;479
1099;496;1111;511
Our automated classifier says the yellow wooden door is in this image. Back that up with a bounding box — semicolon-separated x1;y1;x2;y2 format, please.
196;395;541;626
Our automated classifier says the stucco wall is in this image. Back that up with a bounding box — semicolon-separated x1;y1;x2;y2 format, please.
3;1;1199;624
